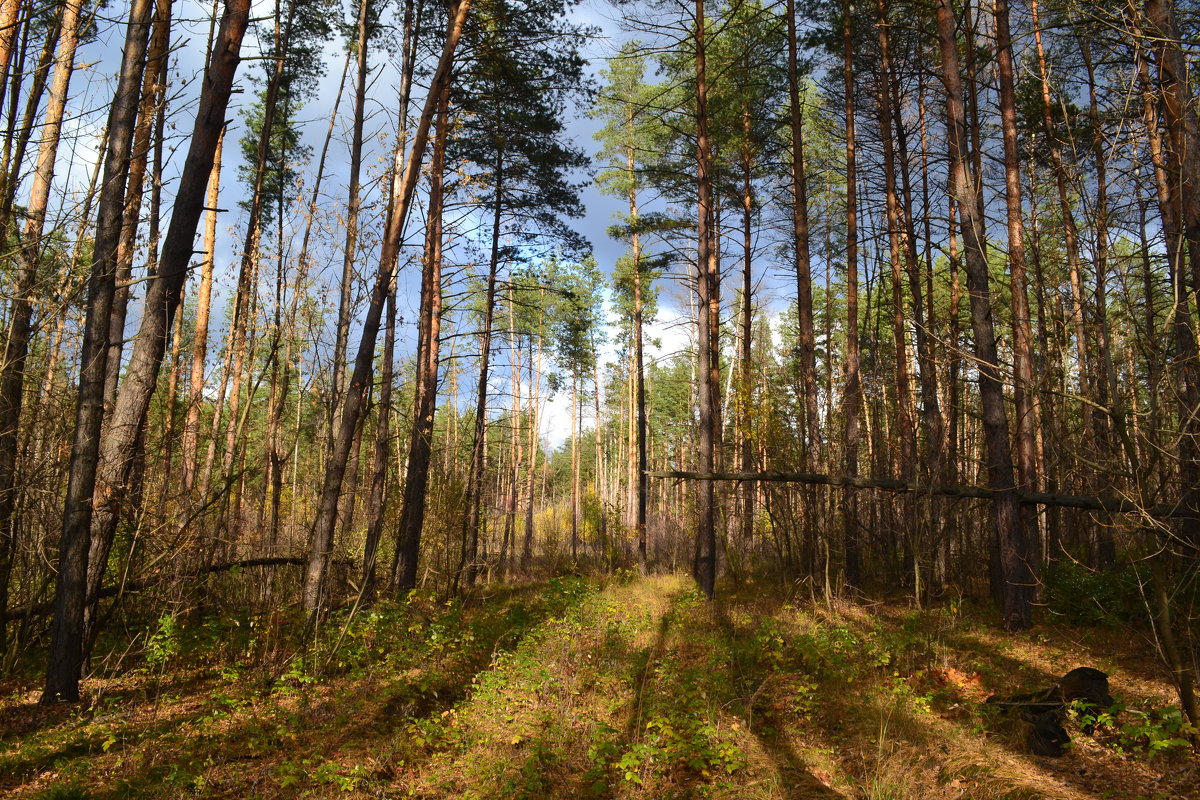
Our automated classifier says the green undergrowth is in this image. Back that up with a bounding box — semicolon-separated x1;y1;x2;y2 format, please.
2;575;1196;799
1;578;595;798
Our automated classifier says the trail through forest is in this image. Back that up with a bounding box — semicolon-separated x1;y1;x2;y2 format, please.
2;575;1197;798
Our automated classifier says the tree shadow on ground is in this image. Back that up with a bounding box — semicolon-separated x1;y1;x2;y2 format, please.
748;724;849;799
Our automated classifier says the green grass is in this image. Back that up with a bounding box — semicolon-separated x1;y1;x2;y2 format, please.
2;575;1195;799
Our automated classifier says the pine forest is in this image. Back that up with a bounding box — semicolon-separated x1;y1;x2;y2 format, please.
1;0;1199;796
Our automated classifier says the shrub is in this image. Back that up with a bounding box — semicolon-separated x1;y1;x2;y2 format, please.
1042;560;1142;626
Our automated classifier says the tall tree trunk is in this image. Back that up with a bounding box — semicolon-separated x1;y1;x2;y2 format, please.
1144;0;1200;546
1031;0;1091;484
304;0;473;617
692;0;719;599
216;0;290;541
86;0;174;642
935;0;1033;631
1141;34;1200;718
0;15;58;229
500;284;522;580
0;0;21;116
43;0;151;701
0;0;83;653
890;51;942;488
994;0;1040;569
393;87;446;594
362;4;412;593
593;353;606;563
339;0;375;559
522;328;543;569
1078;33;1120;568
785;0;820;471
873;1;915;486
571;372;580;562
362;282;396;598
841;0;862;589
331;0;372;527
460;161;503;589
620;103;649;574
103;0;172;419
739;110;754;549
1027;168;1062;560
181;129;224;494
186;4;240;507
44;0;248;703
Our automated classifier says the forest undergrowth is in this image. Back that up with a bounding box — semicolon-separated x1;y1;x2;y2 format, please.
1;574;1197;799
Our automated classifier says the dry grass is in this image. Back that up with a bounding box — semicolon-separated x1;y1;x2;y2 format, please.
1;574;1197;799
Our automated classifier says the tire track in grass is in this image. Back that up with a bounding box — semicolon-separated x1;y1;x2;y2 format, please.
403;574;684;798
408;575;854;800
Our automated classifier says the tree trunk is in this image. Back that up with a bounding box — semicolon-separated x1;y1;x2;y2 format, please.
362;4;413;589
182;129;224;494
103;0;172;419
935;0;1033;631
692;0;719;599
85;0;174;643
1031;0;1092;488
43;0;248;703
331;0;372;501
460;156;503;589
841;0;862;589
593;352;606;564
739;109;754;549
393;82;446;595
0;16;58;229
993;0;1040;570
0;0;83;654
1078;32;1122;568
304;0;473;617
570;372;580;563
785;0;820;474
500;284;522;580
873;2;915;487
0;0;21;116
522;328;543;569
1144;0;1200;546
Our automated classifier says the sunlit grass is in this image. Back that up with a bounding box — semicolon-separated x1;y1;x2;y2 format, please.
1;574;1195;798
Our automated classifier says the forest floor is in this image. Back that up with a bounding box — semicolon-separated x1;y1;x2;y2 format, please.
1;573;1198;799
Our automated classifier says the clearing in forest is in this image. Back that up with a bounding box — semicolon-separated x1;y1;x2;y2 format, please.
1;574;1197;798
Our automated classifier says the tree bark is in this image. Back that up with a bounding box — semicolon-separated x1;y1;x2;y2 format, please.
1144;0;1200;546
181;129;224;494
1031;0;1092;481
0;0;21;116
841;0;862;589
522;325;543;569
103;0;172;419
873;1;915;484
935;0;1033;631
460;160;503;589
785;0;820;472
331;0;373;500
304;0;473;617
393;87;446;595
0;0;83;654
993;0;1040;565
43;0;248;703
692;0;719;599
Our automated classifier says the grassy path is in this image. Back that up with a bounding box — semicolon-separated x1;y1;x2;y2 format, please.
2;575;1197;798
